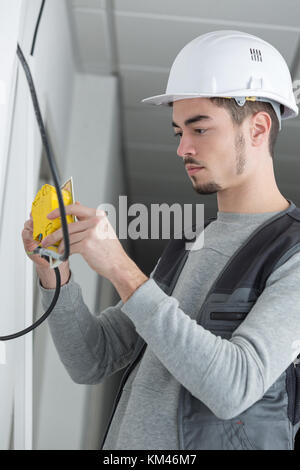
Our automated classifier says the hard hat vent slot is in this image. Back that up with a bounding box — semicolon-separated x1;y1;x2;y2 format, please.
250;48;262;62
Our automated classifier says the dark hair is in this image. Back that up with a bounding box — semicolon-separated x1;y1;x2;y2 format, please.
168;98;284;159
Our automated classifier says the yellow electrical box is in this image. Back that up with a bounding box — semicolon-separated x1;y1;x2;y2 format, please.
31;183;75;252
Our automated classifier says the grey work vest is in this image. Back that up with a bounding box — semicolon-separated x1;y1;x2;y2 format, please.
100;199;300;450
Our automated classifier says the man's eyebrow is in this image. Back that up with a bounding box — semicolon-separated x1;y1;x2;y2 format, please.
172;115;212;128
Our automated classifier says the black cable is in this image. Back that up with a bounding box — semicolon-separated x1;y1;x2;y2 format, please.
0;268;61;341
30;0;46;56
0;44;70;341
16;44;70;263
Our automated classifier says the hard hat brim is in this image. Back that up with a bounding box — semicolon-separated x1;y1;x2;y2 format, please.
141;92;299;120
141;93;214;106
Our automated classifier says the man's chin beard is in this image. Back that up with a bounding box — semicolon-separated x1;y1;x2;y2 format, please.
192;181;222;195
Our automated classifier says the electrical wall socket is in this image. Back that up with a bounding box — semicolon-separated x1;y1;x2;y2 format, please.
0;342;6;365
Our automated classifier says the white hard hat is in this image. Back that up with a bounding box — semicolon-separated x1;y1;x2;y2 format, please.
141;30;299;131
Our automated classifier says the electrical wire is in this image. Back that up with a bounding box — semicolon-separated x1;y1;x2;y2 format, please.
0;44;70;341
0;269;61;341
16;43;70;262
30;0;46;56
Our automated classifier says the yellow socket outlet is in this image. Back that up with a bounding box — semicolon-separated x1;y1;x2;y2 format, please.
31;184;75;250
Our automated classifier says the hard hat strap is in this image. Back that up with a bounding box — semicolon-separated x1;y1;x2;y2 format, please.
223;96;282;131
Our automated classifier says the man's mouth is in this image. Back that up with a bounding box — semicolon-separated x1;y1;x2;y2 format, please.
186;165;205;175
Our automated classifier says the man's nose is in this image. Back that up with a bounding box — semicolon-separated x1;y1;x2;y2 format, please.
176;134;197;158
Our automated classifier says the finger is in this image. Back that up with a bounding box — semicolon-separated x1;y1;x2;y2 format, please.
47;201;102;221
22;228;33;241
41;217;94;248
24;219;33;229
58;231;86;254
23;227;33;237
22;228;37;244
23;225;33;238
58;241;64;254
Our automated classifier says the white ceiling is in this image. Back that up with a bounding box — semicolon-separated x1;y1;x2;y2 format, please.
68;0;300;273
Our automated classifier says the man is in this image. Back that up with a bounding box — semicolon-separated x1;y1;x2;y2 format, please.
30;30;300;450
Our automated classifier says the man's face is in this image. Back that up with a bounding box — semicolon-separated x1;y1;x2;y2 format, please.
172;98;249;195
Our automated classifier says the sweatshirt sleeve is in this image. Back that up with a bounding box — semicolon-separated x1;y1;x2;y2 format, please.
120;251;300;420
38;270;137;384
38;259;160;385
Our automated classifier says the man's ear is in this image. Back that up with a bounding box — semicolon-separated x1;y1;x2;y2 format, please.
250;111;272;148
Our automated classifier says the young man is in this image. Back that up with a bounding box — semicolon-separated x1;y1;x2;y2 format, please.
35;30;300;450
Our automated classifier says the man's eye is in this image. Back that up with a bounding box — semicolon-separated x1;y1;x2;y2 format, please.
173;129;206;138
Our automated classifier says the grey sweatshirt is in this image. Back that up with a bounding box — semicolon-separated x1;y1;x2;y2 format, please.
39;202;300;450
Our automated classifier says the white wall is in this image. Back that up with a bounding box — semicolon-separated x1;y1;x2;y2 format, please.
0;0;27;449
1;0;74;450
0;0;126;449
